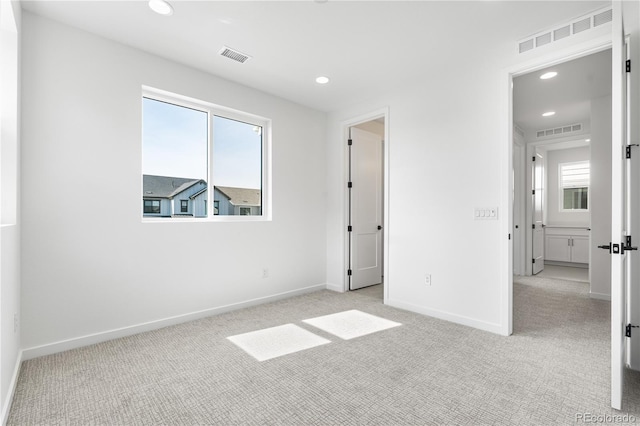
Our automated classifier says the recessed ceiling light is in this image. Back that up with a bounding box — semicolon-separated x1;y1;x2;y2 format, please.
540;71;558;80
149;0;173;16
315;76;330;84
542;111;555;117
586;139;591;142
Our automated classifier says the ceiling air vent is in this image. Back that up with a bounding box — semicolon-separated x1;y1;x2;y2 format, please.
519;39;534;54
536;123;583;138
573;17;591;34
517;6;612;54
554;25;571;41
219;46;252;64
594;9;613;27
536;32;552;47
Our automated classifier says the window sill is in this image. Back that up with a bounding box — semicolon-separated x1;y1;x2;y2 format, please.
142;216;271;223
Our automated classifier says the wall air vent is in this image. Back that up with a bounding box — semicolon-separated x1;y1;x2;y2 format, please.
218;46;252;64
517;6;612;55
593;9;613;27
536;123;582;138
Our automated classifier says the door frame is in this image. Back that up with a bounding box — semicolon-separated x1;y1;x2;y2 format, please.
501;35;612;336
342;107;390;303
520;137;592;277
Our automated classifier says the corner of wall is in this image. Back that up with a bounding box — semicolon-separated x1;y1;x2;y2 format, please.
1;350;22;425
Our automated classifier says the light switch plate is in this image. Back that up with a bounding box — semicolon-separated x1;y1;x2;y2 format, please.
474;207;498;220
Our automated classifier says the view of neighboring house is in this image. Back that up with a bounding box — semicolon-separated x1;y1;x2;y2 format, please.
214;186;262;216
143;175;261;217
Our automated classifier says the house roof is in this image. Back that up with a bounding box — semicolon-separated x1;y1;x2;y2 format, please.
216;186;261;206
143;175;205;199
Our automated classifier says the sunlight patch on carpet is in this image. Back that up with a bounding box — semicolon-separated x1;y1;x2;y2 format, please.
303;309;401;340
227;324;331;361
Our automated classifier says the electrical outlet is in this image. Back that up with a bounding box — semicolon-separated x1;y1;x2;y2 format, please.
13;313;18;333
262;268;269;279
425;274;431;286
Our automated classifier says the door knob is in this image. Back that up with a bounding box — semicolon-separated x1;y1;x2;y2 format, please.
377;225;382;230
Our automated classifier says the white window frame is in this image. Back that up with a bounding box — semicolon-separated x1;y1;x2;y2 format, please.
142;86;271;222
559;160;589;212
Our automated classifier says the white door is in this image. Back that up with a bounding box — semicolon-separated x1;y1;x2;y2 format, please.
610;0;628;410
349;127;383;290
532;151;545;274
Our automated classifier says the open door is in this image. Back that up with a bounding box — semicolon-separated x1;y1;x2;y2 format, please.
610;0;629;411
348;127;383;290
532;151;545;274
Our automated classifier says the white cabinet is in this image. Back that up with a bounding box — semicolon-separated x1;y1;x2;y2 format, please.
570;236;589;264
544;228;590;264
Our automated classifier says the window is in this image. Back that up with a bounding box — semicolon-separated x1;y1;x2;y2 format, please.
142;89;269;220
560;161;589;211
144;199;161;214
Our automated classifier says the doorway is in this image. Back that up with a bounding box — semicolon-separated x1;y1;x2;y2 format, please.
512;49;611;296
344;111;388;299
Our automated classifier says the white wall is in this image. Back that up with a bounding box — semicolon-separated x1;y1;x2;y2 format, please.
590;95;612;299
328;68;507;333
0;0;21;421
325;7;616;335
21;13;327;355
546;146;591;227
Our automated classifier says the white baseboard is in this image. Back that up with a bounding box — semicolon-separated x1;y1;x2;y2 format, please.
2;349;22;426
386;298;506;336
590;292;611;301
22;284;326;360
325;283;345;293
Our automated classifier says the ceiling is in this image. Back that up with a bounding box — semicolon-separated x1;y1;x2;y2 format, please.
20;0;610;112
513;48;612;136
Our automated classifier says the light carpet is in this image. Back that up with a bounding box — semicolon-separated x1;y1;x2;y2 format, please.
8;281;640;425
227;323;331;362
303;309;401;340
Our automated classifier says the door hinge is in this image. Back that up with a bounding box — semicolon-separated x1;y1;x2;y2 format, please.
624;236;638;253
347;225;352;232
532;189;535;195
508;233;511;240
348;139;353;146
626;324;638;337
347;269;352;276
626;59;631;73
348;181;353;188
532;156;536;162
532;258;536;264
626;144;639;159
532;224;535;229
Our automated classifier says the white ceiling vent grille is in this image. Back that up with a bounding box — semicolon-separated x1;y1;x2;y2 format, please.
573;17;591;34
519;39;534;54
594;9;613;27
553;25;571;41
517;6;612;54
536;123;582;138
219;46;252;64
536;32;552;47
